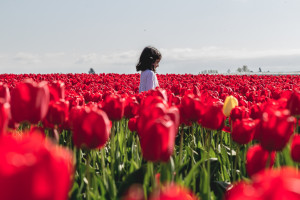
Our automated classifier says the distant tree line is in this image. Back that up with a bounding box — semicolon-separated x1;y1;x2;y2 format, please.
200;69;219;74
89;68;96;74
237;65;251;73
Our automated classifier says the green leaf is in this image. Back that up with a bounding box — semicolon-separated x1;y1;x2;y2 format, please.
69;181;79;200
106;172;117;199
279;144;294;166
184;158;205;186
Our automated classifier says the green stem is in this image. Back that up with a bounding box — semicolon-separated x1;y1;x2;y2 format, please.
192;123;196;147
179;125;184;165
85;150;91;200
190;124;196;166
110;121;115;179
200;127;205;148
216;130;219;152
136;135;140;165
265;151;272;169
219;130;223;149
147;162;155;192
233;145;240;182
207;130;211;200
230;121;234;182
101;148;107;186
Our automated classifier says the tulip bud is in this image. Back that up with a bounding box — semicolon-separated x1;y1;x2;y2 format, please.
0;82;10;103
286;89;300;116
124;97;139;119
224;167;300;200
0;98;10;134
49;81;65;101
128;116;138;132
246;144;275;177
200;101;225;130
139;116;176;162
149;184;199;200
11;79;50;124
231;118;257;145
70;106;111;149
0;132;74;200
102;94;125;121
258;109;295;151
223;95;239;117
291;134;300;163
45;99;69;126
180;94;202;122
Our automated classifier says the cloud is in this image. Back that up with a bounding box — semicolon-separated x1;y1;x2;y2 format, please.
75;53;98;64
75;51;139;65
98;50;138;64
231;0;249;2
13;52;40;64
161;47;300;61
44;52;65;58
2;48;300;74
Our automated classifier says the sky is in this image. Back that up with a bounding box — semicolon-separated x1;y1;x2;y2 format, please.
0;0;300;74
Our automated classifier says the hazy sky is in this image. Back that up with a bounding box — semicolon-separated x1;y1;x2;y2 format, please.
1;0;300;74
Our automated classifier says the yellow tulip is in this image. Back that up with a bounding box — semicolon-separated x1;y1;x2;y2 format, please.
223;95;238;117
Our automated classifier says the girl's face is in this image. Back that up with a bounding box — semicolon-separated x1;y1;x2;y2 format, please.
153;59;160;69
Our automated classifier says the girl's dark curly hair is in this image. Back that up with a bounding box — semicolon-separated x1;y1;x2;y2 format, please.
136;46;162;72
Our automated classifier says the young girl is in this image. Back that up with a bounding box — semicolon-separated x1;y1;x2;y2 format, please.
136;46;162;93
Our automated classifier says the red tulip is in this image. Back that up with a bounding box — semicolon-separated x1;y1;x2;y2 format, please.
90;92;102;103
150;88;168;102
193;85;201;97
10;79;50;124
124;97;139;119
169;94;181;106
165;106;180;131
224;181;257;200
137;103;168;135
49;81;65;101
258;109;295;151
128;116;138;132
225;167;300;200
231;118;257;145
286;89;300;116
180;94;202;123
171;84;182;95
70;106;111;149
0;82;10;102
67;95;84;109
0;98;10;134
200;100;225;130
137;96;179;137
249;103;263;120
230;106;249;122
246;144;275;177
0;131;74;200
149;184;199;200
140;95;168;109
139;115;176;162
291;134;300;162
102;94;125;121
45;99;69;126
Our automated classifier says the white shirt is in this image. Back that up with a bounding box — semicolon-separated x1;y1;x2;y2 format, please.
139;69;159;93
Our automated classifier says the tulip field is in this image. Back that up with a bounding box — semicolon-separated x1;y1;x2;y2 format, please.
0;73;300;200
